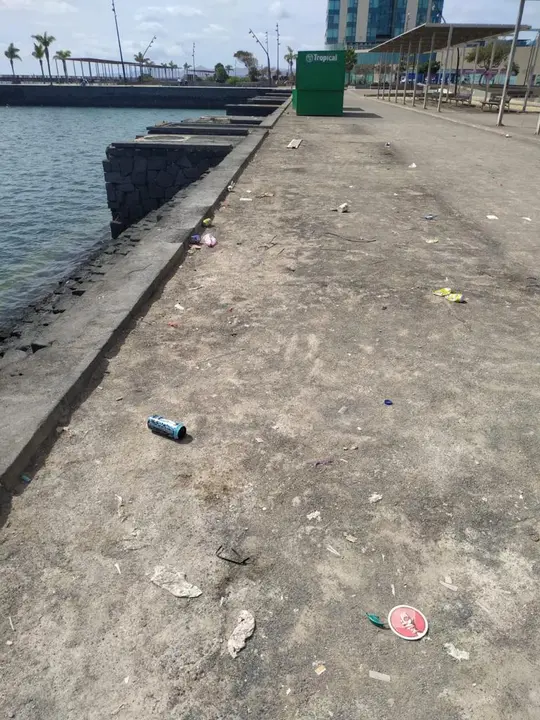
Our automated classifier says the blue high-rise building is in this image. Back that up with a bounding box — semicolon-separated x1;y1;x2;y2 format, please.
325;0;444;49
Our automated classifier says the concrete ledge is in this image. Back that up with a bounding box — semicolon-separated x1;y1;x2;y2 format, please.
0;128;269;491
0;84;277;109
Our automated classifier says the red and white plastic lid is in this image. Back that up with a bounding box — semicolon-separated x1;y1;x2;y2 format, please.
388;605;428;641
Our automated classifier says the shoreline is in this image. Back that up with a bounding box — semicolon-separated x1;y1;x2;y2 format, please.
0;96;290;488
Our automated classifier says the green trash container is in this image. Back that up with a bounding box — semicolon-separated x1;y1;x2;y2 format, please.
295;50;345;116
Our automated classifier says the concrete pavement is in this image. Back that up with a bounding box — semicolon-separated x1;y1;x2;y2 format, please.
1;91;540;719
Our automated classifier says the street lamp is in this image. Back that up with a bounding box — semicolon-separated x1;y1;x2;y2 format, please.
276;23;280;82
143;35;156;61
111;0;127;83
249;28;272;86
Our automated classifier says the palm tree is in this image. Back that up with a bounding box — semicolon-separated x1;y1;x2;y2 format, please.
32;43;46;78
225;64;233;76
54;49;71;79
284;46;297;78
31;32;56;80
4;43;21;77
167;60;178;79
183;62;191;80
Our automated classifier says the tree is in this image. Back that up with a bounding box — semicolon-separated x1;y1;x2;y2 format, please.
418;59;440;76
225;64;233;74
32;43;46;77
54;49;71;79
466;42;519;84
345;47;357;84
214;62;229;83
31;32;56;80
134;52;150;64
5;43;21;77
248;65;260;81
284;45;297;77
234;50;258;77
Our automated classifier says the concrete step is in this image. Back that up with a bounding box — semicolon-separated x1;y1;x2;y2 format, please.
226;104;275;116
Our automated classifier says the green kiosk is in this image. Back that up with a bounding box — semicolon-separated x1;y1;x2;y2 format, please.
294;50;346;116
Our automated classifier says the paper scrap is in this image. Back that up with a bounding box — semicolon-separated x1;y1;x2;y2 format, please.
369;670;391;682
228;610;256;658
444;643;469;661
150;566;202;598
369;493;383;504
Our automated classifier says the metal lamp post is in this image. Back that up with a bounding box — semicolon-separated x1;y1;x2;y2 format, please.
249;28;272;86
111;0;127;83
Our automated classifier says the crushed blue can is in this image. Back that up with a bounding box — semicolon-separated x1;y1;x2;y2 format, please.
147;414;187;441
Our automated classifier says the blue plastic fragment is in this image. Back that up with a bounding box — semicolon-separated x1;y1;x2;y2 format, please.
384;399;393;406
21;474;32;484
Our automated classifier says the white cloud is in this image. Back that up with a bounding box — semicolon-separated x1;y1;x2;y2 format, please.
203;24;227;34
269;1;291;20
0;0;76;10
137;20;163;33
134;5;203;22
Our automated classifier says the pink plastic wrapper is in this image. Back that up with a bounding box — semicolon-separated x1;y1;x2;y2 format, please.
203;232;217;248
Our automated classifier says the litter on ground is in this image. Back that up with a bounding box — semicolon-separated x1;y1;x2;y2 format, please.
444;643;470;661
344;533;357;543
314;663;327;675
150;566;202;598
486;215;499;220
287;138;303;149
366;613;386;628
433;288;465;303
369;670;391;682
227;610;256;658
369;493;383;504
440;578;458;592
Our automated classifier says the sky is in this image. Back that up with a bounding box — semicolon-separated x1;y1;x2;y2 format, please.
2;0;540;74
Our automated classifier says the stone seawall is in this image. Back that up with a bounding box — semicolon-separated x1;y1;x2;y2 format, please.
0;84;272;109
104;139;236;238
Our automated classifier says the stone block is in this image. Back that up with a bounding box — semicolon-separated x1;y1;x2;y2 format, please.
147;170;158;183
132;172;146;186
147;156;167;171
177;154;193;169
119;182;135;192
184;167;202;180
133;155;147;173
164;187;178;200
156;170;175;188
175;170;186;185
105;172;123;184
197;159;210;173
149;185;165;199
119;157;134;176
105;183;116;202
142;197;159;212
102;160;112;173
